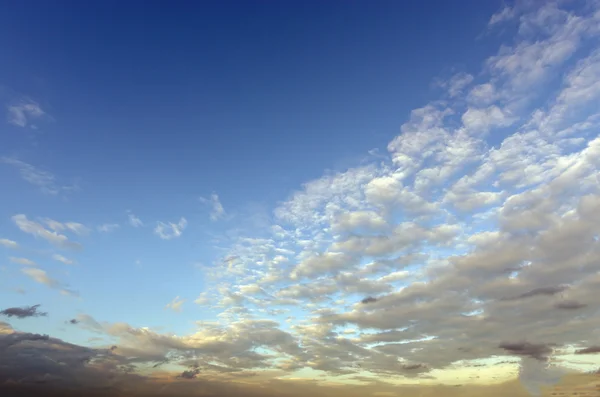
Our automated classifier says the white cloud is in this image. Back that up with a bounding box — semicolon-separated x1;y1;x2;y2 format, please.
12;214;83;250
1;157;77;195
9;257;36;266
154;217;187;240
488;6;515;26
43;218;91;235
127;212;143;227
196;3;600;389
199;193;226;221
446;72;474;97
52;254;74;265
6;99;45;127
165;296;185;312
21;267;60;288
0;238;18;249
461;105;517;134
97;223;120;233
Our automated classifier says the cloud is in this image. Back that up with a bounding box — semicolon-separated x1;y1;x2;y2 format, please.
127;212;143;227
52;254;75;265
0;304;47;318
1;157;77;195
199;193;226;221
0;238;18;249
21;268;61;288
361;297;378;304
97;223;120;233
12;214;83;250
43;218;91;235
154;217;187;240
439;72;474;97
3;3;600;395
9;257;36;266
6;99;45;127
165;296;185;312
575;346;600;354
488;6;516;26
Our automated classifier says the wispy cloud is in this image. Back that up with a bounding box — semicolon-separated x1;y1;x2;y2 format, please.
1;157;78;196
52;254;75;265
154;217;187;240
0;238;18;249
97;223;120;233
21;267;78;297
9;257;36;266
12;214;83;250
21;267;61;288
199;193;226;221
165;296;185;312
43;218;90;235
6;99;45;128
127;211;143;227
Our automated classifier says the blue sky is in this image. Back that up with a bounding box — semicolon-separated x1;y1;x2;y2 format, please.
1;1;600;396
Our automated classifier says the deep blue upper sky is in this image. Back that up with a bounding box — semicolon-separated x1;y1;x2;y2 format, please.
1;1;500;208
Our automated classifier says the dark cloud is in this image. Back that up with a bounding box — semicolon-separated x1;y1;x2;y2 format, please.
178;364;200;379
361;296;378;304
575;346;600;354
500;286;568;301
553;300;587;310
498;342;555;361
0;304;47;318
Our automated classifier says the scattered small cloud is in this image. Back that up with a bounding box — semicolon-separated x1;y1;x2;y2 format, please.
0;304;47;318
1;157;77;195
43;218;90;235
6;99;45;127
9;257;36;266
21;267;61;288
165;296;185;312
52;254;75;265
97;223;120;233
199;193;226;221
154;217;187;240
0;238;18;249
12;214;83;250
127;211;143;227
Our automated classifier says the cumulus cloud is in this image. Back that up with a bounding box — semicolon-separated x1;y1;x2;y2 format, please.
193;3;600;392
199;193;226;221
154;217;187;240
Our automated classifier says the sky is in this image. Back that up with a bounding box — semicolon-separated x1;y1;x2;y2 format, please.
1;0;600;396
